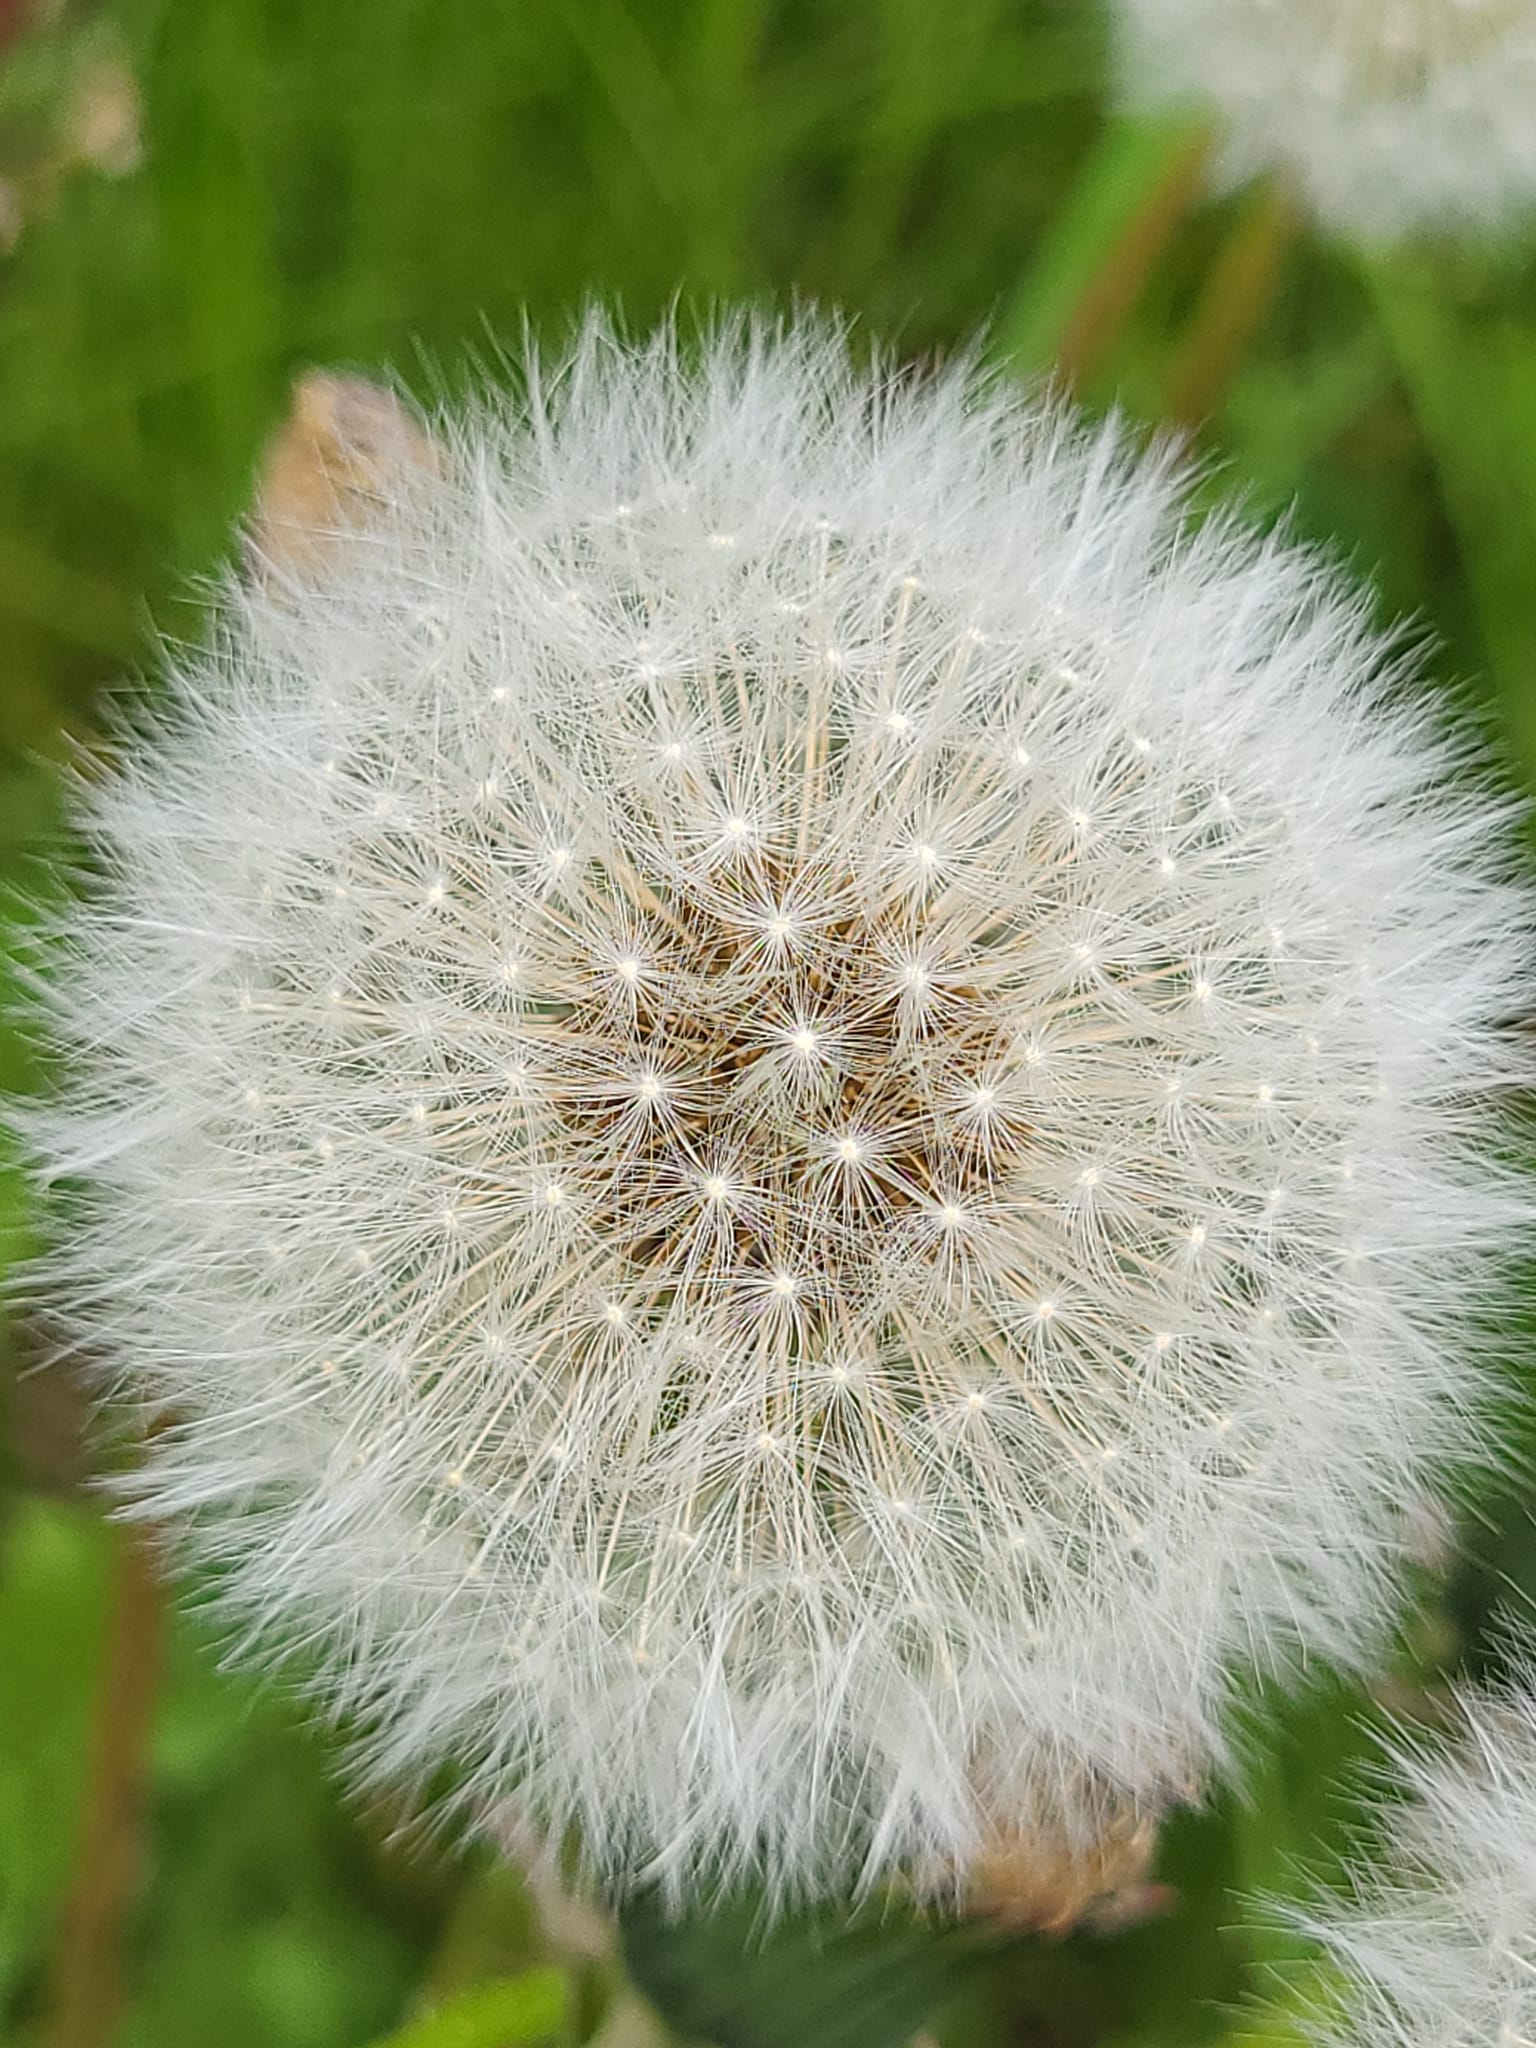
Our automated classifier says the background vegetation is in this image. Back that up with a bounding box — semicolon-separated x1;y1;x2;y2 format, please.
1;2;1534;2045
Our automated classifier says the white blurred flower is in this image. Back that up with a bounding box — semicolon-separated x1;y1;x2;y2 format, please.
14;316;1530;1904
1113;0;1536;239
1299;1677;1536;2048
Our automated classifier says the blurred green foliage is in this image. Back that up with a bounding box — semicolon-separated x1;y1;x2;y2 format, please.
1;1;1535;2045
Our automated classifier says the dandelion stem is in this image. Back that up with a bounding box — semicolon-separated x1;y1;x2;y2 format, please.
588;1989;677;2048
43;1524;163;2048
1057;132;1209;390
1164;175;1299;432
997;117;1209;391
1358;252;1536;785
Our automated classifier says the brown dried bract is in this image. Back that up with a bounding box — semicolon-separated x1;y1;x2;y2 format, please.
965;1802;1176;1939
246;370;439;582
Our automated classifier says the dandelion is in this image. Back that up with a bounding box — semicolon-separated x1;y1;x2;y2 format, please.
12;316;1530;1906
1113;0;1536;240
1297;1676;1536;2048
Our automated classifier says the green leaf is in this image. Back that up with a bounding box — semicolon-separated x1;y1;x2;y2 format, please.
1225;1672;1381;1972
1218;328;1393;511
0;1498;112;2010
621;1890;1009;2048
993;111;1208;377
364;1967;568;2048
116;1584;429;2048
1359;251;1536;783
1202;1956;1354;2048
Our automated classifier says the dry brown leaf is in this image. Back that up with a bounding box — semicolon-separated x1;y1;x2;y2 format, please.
246;370;438;581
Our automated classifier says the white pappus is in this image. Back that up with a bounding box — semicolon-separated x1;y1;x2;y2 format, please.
1113;0;1536;241
1297;1674;1536;2048
12;315;1532;1906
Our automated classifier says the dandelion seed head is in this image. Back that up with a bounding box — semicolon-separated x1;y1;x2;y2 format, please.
13;313;1530;1907
1298;1676;1536;2048
1115;0;1536;237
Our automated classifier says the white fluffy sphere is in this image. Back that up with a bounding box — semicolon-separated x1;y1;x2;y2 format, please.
17;319;1530;1902
1113;0;1536;240
1301;1677;1536;2048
